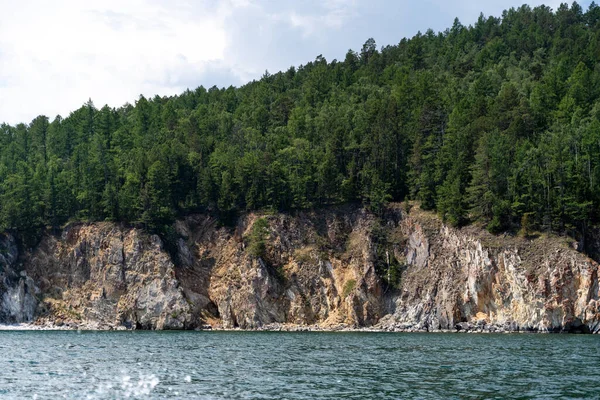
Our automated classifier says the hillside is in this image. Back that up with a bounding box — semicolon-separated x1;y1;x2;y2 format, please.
0;3;599;246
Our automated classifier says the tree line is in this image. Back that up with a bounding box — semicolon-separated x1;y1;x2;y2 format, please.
1;2;600;244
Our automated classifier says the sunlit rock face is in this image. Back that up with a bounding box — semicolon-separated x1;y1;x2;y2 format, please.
22;223;192;330
174;208;388;330
0;204;599;332
379;205;600;334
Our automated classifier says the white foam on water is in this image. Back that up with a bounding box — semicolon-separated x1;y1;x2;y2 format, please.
0;323;36;330
88;374;160;399
0;323;69;331
121;374;160;398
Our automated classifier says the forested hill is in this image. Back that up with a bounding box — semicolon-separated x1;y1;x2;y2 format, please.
1;2;600;243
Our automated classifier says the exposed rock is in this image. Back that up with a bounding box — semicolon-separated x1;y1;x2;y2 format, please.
0;233;38;323
177;207;386;329
24;223;192;330
0;204;599;333
378;205;600;334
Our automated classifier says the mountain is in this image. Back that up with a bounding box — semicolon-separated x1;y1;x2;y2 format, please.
0;2;599;247
2;3;600;331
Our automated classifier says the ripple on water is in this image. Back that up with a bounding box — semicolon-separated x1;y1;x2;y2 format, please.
0;332;599;399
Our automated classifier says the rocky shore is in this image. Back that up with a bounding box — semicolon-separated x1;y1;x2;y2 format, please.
2;321;587;334
1;204;599;333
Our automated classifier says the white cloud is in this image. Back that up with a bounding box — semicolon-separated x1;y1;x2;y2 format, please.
0;0;230;124
0;0;366;125
0;0;591;124
288;0;358;35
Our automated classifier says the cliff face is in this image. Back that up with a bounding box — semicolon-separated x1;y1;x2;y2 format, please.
0;233;37;323
0;204;599;332
379;206;600;333
175;206;386;329
23;223;192;329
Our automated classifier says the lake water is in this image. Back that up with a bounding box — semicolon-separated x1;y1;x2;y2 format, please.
0;330;599;399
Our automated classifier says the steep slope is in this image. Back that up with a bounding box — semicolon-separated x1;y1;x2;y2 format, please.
24;224;192;329
0;233;37;323
0;204;599;332
379;205;600;333
174;206;387;329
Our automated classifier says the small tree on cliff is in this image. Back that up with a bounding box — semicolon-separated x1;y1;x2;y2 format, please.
247;217;269;259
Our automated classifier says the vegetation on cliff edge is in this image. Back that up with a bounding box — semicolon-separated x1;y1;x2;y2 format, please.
0;2;599;245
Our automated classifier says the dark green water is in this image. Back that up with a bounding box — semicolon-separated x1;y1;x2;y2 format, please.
0;331;599;399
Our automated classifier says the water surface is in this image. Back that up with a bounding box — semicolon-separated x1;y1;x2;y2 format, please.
0;330;599;399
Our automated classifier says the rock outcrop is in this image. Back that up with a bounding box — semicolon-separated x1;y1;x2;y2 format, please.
378;205;600;333
24;224;192;329
0;203;599;333
175;206;386;329
0;233;38;323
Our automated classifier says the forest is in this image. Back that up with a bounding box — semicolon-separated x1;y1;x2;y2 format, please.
1;2;600;244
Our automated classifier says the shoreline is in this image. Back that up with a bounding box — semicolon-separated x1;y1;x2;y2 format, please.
1;322;596;334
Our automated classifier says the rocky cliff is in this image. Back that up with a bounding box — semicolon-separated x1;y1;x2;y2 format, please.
0;233;37;323
0;204;599;333
378;206;600;333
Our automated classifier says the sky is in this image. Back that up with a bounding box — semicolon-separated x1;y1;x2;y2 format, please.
0;0;590;125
